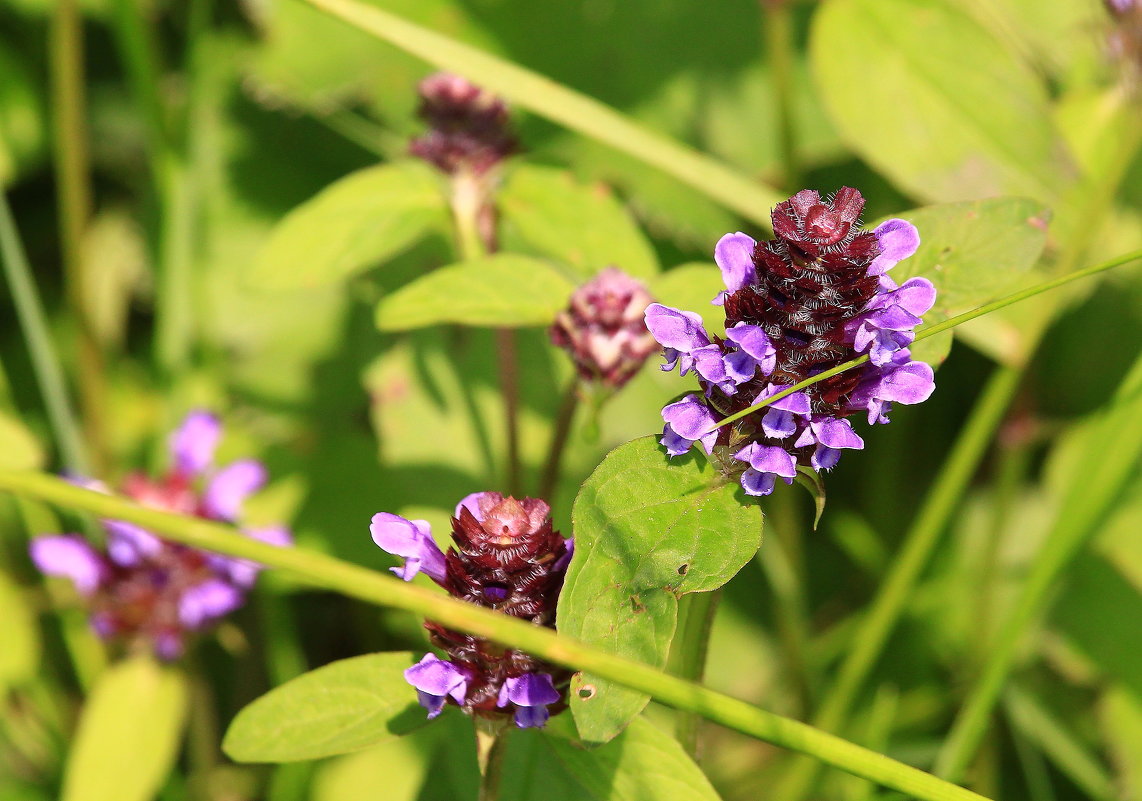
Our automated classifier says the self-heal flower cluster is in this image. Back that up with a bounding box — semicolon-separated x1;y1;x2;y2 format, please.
409;72;518;177
29;412;291;661
371;492;571;728
550;267;658;390
645;188;937;496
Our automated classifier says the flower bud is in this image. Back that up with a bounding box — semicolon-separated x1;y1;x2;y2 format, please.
550;267;658;389
409;72;518;176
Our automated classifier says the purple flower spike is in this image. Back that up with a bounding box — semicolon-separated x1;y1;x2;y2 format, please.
713;232;758;303
497;673;561;728
661;395;719;455
178;579;244;628
868;219;920;276
204;459;267;521
29;536;106;595
405;653;470;719
370;513;447;583
170;411;222;477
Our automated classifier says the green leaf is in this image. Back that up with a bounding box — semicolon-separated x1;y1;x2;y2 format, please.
1100;685;1142;800
0;410;44;469
499;165;660;280
375;254;576;331
558;437;762;744
534;715;723;801
250;160;447;290
61;656;188;801
811;0;1075;204
0;571;39;690
223;652;428;763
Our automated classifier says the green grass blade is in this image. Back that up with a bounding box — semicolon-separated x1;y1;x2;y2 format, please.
0;469;990;801
301;0;784;229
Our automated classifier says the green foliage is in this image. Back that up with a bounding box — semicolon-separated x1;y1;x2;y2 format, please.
223;652;427;763
60;656;188;801
375;254;576;331
811;0;1075;204
0;571;39;691
250;160;447;289
559;437;762;744
0;410;43;469
499;165;661;280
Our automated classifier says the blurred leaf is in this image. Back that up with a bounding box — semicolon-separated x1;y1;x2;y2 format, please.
1003;683;1116;801
224;652;427;763
559;437;762;744
0;39;45;185
527;715;723;801
1099;685;1142;800
375;254;575;331
647;263;725;333
880;197;1051;364
811;0;1075;204
311;724;436;801
0;571;39;690
250;160;446;290
0;410;43;469
61;656;188;801
499;165;660;280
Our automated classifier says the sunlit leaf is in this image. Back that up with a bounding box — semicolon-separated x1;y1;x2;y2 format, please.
375;254;575;331
0;571;39;690
224;652;427;763
559;437;761;744
811;0;1076;204
61;656;188;801
499;165;660;280
250;160;447;289
0;410;43;469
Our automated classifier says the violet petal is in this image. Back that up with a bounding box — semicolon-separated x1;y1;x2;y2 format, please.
29;536;105;595
169;410;222;476
204;460;267;521
714;232;758;294
370;513;447;583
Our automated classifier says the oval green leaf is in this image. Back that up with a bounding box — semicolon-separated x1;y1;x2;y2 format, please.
0;572;39;690
61;656;188;801
558;437;762;745
811;0;1075;204
223;651;428;763
250;160;447;290
375;254;576;331
499;165;660;280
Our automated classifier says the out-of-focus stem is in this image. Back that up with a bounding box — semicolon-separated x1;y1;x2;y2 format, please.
0;193;91;476
50;0;108;473
671;589;723;758
762;0;799;188
773;364;1023;801
475;716;509;801
450;169;521;494
537;380;579;502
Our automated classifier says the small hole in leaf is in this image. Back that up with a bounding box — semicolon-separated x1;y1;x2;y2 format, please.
578;685;596;700
677;564;689;575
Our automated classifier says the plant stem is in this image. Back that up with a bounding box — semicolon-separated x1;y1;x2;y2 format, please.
301;0;784;230
773;363;1023;801
475;716;509;801
934;350;1142;781
711;247;1142;431
762;0;799;189
671;589;723;757
0;469;990;801
449;169;522;494
537;380;579;501
0;193;91;476
50;0;108;473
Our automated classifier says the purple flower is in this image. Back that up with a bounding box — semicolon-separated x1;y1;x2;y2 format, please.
661;395;719;456
732;443;797;497
647;188;937;491
405;653;471;719
497;673;561;728
28;411;290;661
369;513;447;583
378;492;570;727
409;73;517;176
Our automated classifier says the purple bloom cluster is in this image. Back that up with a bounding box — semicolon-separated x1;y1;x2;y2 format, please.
29;412;291;660
645;188;937;496
372;492;571;728
550;267;659;390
